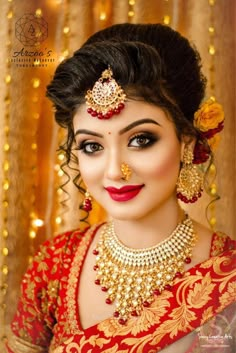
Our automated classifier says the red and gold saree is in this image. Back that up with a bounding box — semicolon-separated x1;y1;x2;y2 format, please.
6;225;236;353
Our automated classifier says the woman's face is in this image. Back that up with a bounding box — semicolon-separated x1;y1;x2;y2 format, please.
73;100;184;221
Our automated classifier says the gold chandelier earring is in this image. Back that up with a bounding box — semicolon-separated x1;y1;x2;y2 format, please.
176;146;203;203
121;163;132;181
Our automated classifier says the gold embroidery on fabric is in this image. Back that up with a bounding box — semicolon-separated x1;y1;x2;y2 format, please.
186;272;216;308
98;290;173;337
62;229;234;353
200;306;214;324
96;251;235;351
211;232;228;256
219;281;236;309
7;329;47;353
66;225;99;333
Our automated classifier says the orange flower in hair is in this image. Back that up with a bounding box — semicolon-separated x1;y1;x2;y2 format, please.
194;97;224;133
193;97;225;164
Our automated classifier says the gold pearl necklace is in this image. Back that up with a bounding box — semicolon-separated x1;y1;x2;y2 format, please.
93;214;197;325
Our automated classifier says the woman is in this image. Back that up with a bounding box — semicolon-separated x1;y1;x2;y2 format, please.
7;23;235;353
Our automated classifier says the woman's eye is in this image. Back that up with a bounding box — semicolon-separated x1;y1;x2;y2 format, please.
78;142;103;154
128;134;157;148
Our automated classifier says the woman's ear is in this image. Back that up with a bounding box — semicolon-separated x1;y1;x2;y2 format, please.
180;136;196;162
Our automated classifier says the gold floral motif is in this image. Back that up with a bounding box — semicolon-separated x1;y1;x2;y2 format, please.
210;232;228;257
66;225;100;333
200;306;214;324
97;290;173;337
7;329;47;353
186;272;216;309
219;281;236;309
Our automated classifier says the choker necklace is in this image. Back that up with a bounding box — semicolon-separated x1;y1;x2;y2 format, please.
92;214;197;325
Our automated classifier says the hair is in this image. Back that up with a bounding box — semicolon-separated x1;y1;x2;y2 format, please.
46;23;208;215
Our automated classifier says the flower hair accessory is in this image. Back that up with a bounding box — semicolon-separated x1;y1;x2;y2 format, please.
193;97;225;164
85;67;126;119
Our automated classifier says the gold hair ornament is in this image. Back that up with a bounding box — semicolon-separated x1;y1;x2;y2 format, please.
85;67;126;119
121;163;132;181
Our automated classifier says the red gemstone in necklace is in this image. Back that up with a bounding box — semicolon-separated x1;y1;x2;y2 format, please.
113;311;119;318
175;271;183;278
164;284;172;291
118;318;127;325
131;310;138;317
143;301;150;307
153;289;161;296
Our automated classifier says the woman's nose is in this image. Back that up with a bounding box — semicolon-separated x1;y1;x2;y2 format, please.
104;152;123;181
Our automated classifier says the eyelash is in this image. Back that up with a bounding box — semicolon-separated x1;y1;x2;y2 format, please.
76;132;158;155
76;141;103;154
128;132;158;149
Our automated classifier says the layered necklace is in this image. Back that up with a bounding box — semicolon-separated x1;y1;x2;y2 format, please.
92;214;197;325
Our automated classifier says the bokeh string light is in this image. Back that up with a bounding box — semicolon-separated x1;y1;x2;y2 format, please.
128;0;135;22
0;0;14;344
27;9;45;263
163;0;171;25
207;0;218;230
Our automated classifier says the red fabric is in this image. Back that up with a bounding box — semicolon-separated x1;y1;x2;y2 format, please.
6;227;236;353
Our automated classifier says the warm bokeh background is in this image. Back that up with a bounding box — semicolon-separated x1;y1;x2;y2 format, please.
0;0;235;350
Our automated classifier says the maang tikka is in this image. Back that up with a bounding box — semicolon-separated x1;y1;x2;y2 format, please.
85;67;126;119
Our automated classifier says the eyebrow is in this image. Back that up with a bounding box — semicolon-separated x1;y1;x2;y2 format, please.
74;129;103;138
119;118;161;135
74;118;161;138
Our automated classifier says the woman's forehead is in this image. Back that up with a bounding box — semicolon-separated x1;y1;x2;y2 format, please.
73;100;171;133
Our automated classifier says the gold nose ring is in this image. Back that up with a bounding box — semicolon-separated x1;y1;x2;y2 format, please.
121;163;132;181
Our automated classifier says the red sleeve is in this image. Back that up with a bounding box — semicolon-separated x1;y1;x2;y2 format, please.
6;229;77;352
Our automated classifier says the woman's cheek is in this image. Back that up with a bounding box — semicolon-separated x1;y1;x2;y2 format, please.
78;155;104;184
135;146;181;179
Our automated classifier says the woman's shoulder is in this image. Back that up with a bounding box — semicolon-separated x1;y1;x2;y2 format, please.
210;231;235;256
25;224;100;277
37;223;101;260
191;220;235;264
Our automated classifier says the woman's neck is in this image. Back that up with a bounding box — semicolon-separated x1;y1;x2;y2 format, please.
111;201;184;249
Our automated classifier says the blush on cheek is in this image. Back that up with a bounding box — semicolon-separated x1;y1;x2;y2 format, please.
154;154;180;179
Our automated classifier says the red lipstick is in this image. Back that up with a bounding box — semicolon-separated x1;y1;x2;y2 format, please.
105;185;144;202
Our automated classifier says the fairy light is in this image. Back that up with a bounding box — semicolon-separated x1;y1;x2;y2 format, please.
208;0;216;99
128;0;135;22
35;8;43;18
163;0;171;25
207;0;218;229
27;75;43;262
58;0;71;63
0;0;13;344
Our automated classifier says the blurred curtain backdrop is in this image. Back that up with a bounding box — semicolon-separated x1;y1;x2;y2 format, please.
0;0;235;349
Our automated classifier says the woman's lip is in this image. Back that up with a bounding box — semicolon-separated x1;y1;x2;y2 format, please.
105;185;144;201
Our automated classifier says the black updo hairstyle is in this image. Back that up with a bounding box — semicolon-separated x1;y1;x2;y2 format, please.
46;23;207;211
